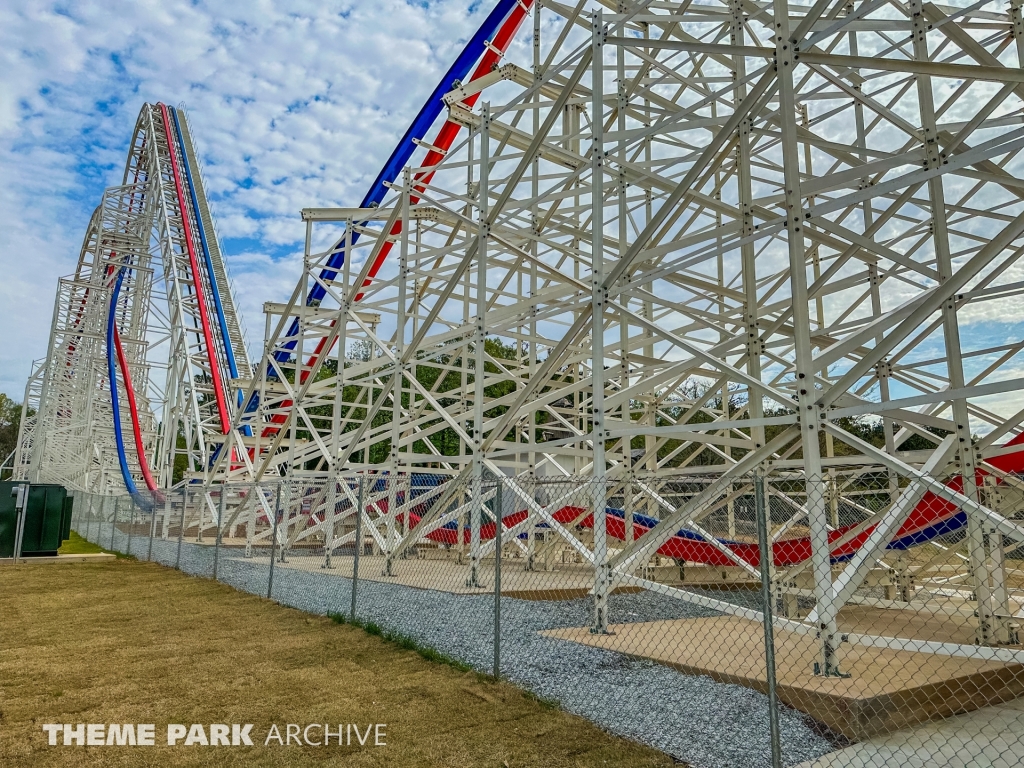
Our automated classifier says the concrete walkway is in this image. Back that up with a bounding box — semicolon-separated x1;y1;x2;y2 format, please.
794;697;1024;768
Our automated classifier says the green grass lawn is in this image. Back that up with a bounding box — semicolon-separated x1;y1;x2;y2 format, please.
56;530;130;558
0;558;677;768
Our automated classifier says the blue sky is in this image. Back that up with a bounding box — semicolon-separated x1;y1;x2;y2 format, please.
0;0;505;398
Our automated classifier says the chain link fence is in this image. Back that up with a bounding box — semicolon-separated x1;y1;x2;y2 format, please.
64;469;1024;768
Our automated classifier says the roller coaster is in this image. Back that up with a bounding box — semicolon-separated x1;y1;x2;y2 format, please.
14;0;1024;677
13;102;250;498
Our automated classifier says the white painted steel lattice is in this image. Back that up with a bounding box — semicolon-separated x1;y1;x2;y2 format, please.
212;0;1024;678
14;103;250;496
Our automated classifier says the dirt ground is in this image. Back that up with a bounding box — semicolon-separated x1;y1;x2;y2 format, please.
0;559;675;768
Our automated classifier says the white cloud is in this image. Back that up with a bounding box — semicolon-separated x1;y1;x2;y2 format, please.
0;0;502;396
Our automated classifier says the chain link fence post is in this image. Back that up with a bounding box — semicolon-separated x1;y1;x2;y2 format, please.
162;489;171;541
244;482;255;559
351;475;364;621
756;471;783;768
267;481;283;600
214;487;226;581
175;489;185;569
196;487;204;544
109;495;118;551
323;471;337;570
147;494;157;562
11;482;29;564
127;498;135;557
279;479;290;563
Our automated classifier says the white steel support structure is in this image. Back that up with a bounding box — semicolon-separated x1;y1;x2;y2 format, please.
591;10;611;634
19;192;156;492
15;103;250;500
205;0;1024;673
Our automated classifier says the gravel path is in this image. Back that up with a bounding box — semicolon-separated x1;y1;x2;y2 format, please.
85;525;835;768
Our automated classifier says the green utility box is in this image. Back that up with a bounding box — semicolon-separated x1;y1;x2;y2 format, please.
0;482;73;558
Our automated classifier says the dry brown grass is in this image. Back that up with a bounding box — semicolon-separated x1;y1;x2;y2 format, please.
0;559;676;768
